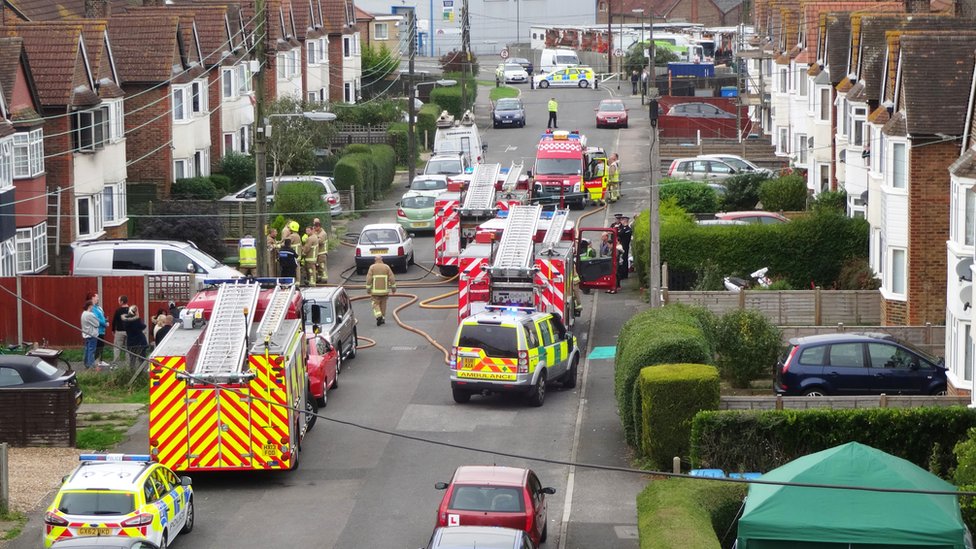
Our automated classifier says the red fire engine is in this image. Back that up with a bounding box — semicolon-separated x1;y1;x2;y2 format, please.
532;130;608;210
434;162;530;277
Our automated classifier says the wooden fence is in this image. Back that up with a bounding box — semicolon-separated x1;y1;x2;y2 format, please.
779;324;945;357
327;123;394;146
0;387;76;447
720;394;968;411
663;289;882;325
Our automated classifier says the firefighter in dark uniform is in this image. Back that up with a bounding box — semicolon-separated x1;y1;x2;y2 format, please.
277;239;299;280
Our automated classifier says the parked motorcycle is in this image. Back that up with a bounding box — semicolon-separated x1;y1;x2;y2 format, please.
723;267;772;292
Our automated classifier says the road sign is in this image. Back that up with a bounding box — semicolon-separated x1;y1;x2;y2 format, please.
500;48;509;59
613;48;624;58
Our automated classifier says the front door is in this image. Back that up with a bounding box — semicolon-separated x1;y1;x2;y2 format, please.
577;228;618;291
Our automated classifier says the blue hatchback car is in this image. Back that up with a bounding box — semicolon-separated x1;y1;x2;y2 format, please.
775;333;947;396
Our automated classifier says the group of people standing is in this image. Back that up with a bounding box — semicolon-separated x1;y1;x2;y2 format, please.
81;293;174;371
608;213;633;294
630;69;650;95
261;218;330;287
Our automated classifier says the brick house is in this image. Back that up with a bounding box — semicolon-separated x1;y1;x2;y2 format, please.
295;0;330;104
323;0;360;103
108;14;212;198
0;37;47;274
0;41;20;275
356;6;402;56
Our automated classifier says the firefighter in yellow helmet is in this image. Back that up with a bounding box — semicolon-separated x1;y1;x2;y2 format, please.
365;255;396;326
238;234;257;276
281;221;303;284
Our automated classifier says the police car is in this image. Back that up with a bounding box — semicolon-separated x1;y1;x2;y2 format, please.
44;454;194;549
450;307;580;406
533;67;596;89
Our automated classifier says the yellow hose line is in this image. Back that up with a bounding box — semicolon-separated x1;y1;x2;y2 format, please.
419;289;459;309
350;294;451;364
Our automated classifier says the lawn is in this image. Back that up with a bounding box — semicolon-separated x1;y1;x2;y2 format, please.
76;368;150;404
489;86;519;101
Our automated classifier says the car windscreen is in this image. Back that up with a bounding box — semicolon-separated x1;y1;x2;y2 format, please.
31;360;61;379
58;492;136;515
303;301;335;326
360;229;400;245
401;195;436;209
715;157;752;171
555;55;578;65
535;158;582;176
495;99;521;111
425;159;462;175
183;246;222;269
410;178;447;191
503;64;523;71
599;102;625;112
448;485;525;512
458;324;519;358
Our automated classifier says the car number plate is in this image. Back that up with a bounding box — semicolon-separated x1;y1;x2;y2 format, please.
78;528;111;536
502;120;513;123
370;248;388;255
461;357;478;370
607;118;617;122
263;443;278;456
411;222;429;228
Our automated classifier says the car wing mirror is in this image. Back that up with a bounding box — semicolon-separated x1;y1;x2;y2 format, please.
434;482;449;490
540;487;557;495
180;475;193;486
186;263;196;274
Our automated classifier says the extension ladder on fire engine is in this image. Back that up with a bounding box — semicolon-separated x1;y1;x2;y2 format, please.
541;208;570;247
493;204;543;272
501;161;524;192
254;283;297;341
197;282;261;375
461;163;502;212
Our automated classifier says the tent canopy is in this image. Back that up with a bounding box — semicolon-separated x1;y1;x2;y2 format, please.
736;442;970;549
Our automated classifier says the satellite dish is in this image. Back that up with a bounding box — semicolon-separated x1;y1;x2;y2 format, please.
961;284;972;311
957;257;974;282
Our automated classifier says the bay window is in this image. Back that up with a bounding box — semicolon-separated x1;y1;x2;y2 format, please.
13;128;44;178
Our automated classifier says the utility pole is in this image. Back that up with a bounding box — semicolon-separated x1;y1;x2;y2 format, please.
253;0;268;277
648;20;661;308
607;0;612;75
461;0;470;111
407;8;418;183
735;22;744;140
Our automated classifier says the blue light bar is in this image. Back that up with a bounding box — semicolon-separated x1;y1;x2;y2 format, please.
484;305;536;314
464;167;474;174
80;453;153;462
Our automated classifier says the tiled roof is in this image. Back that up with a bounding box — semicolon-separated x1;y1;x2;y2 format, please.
882;110;907;136
0;37;39;122
124;6;233;66
836;75;854;92
899;34;976;136
868;104;890;124
7;23;99;108
354;5;372;21
322;0;351;34
75;20;125;99
293;0;324;40
824;12;854;83
949;148;976;179
797;2;903;65
107;14;182;84
712;0;744;14
6;0;86;20
846;80;866;102
807;62;823;76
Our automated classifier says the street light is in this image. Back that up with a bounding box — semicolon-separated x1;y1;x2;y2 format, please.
253;110;337;277
407;78;457;183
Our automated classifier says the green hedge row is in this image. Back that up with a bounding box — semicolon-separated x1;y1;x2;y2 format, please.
430;73;478;117
638;364;720;470
637;478;746;549
170;175;233;200
616;306;713;449
417;102;442;146
690;407;976;475
333;144;397;210
633;211;869;289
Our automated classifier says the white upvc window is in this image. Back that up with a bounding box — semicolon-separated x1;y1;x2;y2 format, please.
354;33;360;55
819;87;830;121
798;67;808;96
223;68;236;98
288;49;299;77
344;82;353;103
374;22;389;40
889;247;906;296
239;125;251;154
13;128;44;179
841;98;849;136
777;127;789;154
15;222;47;273
103;182;127;226
0;237;15;276
238;64;251;94
797;134;808;165
191;80;207;115
778;68;786;93
891;141;907;189
966;188;975;247
76;193;103;239
0;136;12;191
174;158;190;180
223;132;236;155
172;86;189;122
850;106;866;146
73;108;107;151
276;53;286;79
194;148;210;177
343;36;352;58
308;40;320;65
106;99;124;142
817;162;830;192
965;323;973;383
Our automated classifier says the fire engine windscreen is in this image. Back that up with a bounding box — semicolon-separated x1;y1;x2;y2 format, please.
535;158;582;176
457;325;519;358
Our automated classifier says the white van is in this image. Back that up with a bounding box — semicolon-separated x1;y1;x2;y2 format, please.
71;240;242;286
433;110;485;165
539;48;580;74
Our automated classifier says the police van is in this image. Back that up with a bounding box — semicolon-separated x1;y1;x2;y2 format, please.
449;307;580;407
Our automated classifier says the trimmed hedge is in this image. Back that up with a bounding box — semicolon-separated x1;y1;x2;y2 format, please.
690;407;976;474
758;174;807;211
417;102;442;147
333;144;397;210
616;306;713;448
431;73;478;117
636;210;869;290
659;179;720;213
637;478;746;549
638;364;720;469
171;177;219;200
388;122;408;164
713;310;782;388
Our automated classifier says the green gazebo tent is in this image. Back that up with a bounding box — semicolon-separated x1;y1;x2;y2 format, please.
735;442;971;549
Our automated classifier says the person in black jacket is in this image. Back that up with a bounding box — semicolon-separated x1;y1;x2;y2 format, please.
278;239;299;280
111;295;129;364
122;305;149;370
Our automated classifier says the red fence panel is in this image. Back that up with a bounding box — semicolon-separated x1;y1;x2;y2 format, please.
0;278;17;345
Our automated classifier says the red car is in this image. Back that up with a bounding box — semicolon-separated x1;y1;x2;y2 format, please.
306;334;338;406
595;99;629;128
434;466;555;546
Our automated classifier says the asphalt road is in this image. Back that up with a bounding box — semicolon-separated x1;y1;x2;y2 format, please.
12;81;658;549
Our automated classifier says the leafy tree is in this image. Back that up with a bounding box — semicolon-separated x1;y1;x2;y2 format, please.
265;96;336;178
171;177;218;200
811;189;847;215
759;174;808;211
834;257;880;290
714;310;783;388
439;49;479;75
139;201;226;260
722;173;769;211
360;44;400;99
658;179;720;213
219;152;255;191
271;181;328;233
624;41;679;75
332;99;402;126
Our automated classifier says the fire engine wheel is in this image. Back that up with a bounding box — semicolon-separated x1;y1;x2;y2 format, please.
527;372;547;407
439;265;459;277
578;79;589;88
562;355;579;389
181;497;194;534
452;386;472;404
539;80;550;88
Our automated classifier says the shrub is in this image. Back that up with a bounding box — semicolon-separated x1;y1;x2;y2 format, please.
332;144;398;209
834;257;880;290
616;306;714;448
209;174;233;194
637;478;746;549
332;99;402;125
758;174;807;211
417;102;442;148
811;189;847;214
271;181;328;232
219;152;255;190
638;364;720;468
659;179;720;213
431;72;478;117
388;122;409;165
722;173;768;211
690;407;976;474
954;429;976;531
170;177;218;200
714;310;782;388
138;201;225;259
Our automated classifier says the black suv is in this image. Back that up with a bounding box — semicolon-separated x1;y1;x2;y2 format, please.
775;333;947;396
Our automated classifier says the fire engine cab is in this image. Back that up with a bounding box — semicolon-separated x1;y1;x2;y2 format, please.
434;162;531;277
148;278;313;472
533;130;607;210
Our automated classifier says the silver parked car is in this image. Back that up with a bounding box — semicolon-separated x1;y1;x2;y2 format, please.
667;157;742;182
302;286;358;373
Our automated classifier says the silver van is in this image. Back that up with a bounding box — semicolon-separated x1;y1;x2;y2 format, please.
71;240;242;285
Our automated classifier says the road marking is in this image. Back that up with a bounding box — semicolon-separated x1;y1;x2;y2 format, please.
587;346;616;360
391;346;418;351
504;145;518;152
